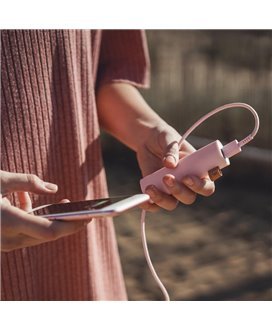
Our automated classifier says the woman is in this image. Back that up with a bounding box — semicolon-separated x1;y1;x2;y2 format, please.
1;30;214;300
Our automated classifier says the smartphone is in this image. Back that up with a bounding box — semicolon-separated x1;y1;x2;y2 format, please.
31;194;150;220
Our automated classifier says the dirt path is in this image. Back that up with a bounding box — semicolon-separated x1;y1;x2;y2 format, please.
104;153;272;301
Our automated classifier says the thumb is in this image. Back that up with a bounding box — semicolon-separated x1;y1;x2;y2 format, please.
161;133;180;169
1;171;58;195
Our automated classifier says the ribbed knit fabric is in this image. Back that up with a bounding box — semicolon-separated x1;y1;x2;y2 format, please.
0;30;150;300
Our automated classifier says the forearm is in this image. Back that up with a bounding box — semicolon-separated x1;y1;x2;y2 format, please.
96;82;166;152
96;82;215;211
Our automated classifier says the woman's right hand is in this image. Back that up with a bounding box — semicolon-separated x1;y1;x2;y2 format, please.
1;171;89;252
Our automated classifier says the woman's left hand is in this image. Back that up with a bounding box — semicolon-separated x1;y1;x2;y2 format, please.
136;123;215;212
96;82;215;212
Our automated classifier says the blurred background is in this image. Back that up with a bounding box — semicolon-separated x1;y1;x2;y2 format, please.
101;30;272;300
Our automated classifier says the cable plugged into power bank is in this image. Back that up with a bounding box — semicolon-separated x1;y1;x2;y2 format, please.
140;102;259;301
140;103;260;194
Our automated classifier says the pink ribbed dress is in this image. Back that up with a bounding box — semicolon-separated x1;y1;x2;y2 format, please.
1;30;150;300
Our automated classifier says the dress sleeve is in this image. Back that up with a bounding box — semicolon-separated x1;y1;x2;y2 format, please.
96;30;150;89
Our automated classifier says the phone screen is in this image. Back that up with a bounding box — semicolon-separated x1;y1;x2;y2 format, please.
32;194;150;220
33;197;126;217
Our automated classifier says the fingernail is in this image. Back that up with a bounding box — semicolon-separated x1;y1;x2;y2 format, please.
183;177;194;186
44;182;58;191
164;155;177;165
146;186;156;198
164;176;175;187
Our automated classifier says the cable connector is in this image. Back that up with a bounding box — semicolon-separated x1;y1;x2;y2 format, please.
222;139;242;159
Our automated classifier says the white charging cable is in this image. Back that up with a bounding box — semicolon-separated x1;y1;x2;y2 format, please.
178;102;260;157
140;102;259;301
141;209;170;301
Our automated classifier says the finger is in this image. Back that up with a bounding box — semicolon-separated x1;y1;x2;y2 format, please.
1;197;11;206
140;200;161;213
4;205;88;241
145;185;179;211
163;174;197;205
1;171;58;195
163;138;197;169
182;175;215;197
1;234;41;252
22;215;88;241
163;141;180;169
17;192;32;212
155;128;180;169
